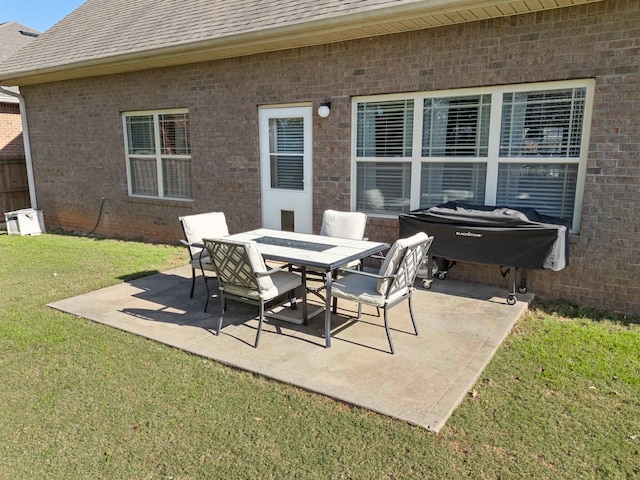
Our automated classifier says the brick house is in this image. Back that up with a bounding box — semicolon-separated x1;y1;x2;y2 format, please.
0;92;22;158
0;22;39;213
0;0;638;314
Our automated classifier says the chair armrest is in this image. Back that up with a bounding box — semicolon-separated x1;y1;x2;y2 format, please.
180;239;190;247
256;263;295;277
338;268;395;280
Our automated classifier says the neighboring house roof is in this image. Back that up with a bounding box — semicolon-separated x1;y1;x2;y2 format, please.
0;0;604;86
0;22;40;101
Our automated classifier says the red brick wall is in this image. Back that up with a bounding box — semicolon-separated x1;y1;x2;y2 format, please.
0;102;24;160
21;0;640;313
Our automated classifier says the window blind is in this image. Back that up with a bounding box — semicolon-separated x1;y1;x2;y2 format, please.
130;158;158;196
500;88;586;157
126;115;155;155
496;163;578;222
422;95;490;157
356;162;411;214
420;162;487;208
124;110;192;200
162;158;192;199
159;113;190;155
269;118;304;190
356;100;413;157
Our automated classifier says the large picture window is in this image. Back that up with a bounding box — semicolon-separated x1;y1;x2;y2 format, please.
123;109;192;200
352;80;594;231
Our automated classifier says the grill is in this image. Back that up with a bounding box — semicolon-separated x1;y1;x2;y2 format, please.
399;202;569;305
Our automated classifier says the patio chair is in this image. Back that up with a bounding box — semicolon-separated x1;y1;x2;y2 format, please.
305;209;368;307
331;232;433;354
202;237;304;348
178;212;230;309
319;208;368;268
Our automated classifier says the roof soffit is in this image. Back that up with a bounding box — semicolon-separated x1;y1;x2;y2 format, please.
1;0;605;86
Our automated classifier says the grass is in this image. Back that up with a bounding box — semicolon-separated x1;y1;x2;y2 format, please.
0;232;638;479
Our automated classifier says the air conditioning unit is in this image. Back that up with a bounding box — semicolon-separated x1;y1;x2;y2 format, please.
4;208;46;236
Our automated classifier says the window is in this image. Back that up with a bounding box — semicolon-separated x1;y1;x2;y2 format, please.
422;95;491;157
356;99;413;157
352;80;594;231
123;109;192;200
269;117;304;190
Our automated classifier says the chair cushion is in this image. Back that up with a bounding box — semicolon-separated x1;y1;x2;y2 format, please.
244;241;275;291
320;210;367;240
376;241;406;295
224;271;302;301
332;274;386;307
180;212;229;257
377;232;430;295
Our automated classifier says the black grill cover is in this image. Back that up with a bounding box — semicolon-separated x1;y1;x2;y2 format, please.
399;202;569;271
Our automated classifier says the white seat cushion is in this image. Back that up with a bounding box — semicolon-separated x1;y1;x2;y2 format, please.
224;271;302;301
180;212;229;257
377;232;429;295
320;210;367;240
244;241;275;291
332;274;385;307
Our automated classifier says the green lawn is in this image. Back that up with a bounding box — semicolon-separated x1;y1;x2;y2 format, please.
1;232;638;479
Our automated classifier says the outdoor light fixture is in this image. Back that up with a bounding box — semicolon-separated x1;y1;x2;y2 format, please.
317;102;331;118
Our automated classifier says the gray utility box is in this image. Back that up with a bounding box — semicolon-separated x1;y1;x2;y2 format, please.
4;208;46;236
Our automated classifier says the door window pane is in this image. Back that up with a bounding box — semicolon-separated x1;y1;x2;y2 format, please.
269;118;304;190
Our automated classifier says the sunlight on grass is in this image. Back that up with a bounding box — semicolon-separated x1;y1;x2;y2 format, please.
1;233;638;478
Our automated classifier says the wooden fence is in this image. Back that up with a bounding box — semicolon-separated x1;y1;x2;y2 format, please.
0;157;30;216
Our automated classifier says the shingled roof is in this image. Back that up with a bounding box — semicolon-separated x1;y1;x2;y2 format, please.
0;22;40;101
0;0;603;86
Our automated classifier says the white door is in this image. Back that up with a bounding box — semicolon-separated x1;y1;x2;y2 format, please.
259;105;313;233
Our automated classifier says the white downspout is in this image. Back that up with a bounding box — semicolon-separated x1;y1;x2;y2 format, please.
0;86;37;209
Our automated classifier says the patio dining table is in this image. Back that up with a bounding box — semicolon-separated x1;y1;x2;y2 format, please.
224;228;389;348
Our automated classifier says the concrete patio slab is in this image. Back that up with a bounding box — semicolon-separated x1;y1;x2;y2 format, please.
48;265;532;432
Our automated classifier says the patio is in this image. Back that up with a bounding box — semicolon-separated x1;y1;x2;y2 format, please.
48;265;532;432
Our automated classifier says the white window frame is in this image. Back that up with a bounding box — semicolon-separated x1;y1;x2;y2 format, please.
351;79;595;232
122;108;192;201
